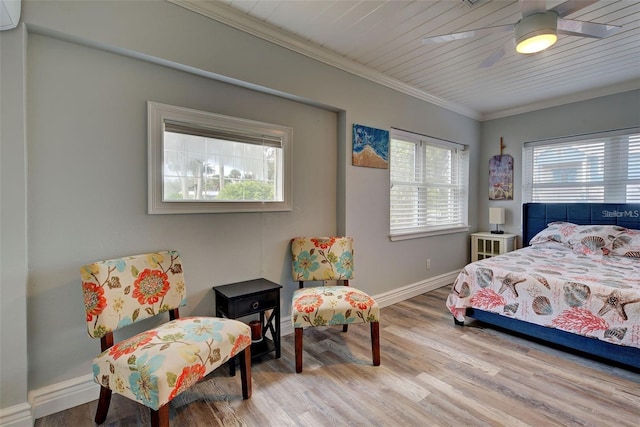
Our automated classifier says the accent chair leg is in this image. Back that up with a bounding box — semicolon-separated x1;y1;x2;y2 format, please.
150;405;169;427
239;346;252;399
371;321;381;366
94;386;112;424
295;327;303;373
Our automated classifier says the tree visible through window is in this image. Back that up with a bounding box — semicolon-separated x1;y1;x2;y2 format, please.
162;131;277;202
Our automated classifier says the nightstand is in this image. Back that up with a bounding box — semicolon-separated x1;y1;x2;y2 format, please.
471;232;517;261
213;278;282;375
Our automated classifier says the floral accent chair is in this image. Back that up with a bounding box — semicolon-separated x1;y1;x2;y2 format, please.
290;237;380;373
81;250;252;426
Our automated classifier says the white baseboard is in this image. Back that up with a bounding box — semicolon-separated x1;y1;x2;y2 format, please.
28;374;99;420
25;273;456;421
0;403;33;427
374;271;458;308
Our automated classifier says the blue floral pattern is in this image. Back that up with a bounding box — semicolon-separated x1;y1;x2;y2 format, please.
293;250;320;279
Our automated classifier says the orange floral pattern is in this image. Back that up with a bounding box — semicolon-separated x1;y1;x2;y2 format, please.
311;237;336;249
108;330;157;360
83;282;107;322
295;294;324;314
168;364;206;401
345;291;375;310
230;334;252;358
132;269;170;305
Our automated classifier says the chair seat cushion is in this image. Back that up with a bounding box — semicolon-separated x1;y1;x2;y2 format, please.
92;317;251;410
292;286;380;328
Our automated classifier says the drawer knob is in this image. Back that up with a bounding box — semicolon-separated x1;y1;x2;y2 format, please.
252;301;260;310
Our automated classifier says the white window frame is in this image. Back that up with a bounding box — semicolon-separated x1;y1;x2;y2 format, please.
389;128;469;241
523;127;640;203
148;101;293;214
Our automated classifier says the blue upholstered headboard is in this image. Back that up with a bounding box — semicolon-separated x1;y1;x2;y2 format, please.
523;203;640;246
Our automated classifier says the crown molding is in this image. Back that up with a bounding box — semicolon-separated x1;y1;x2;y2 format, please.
481;78;640;121
168;0;481;120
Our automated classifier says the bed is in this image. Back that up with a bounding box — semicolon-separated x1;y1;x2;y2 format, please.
447;202;640;370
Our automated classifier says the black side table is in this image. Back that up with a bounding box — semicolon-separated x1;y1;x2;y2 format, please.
213;278;282;375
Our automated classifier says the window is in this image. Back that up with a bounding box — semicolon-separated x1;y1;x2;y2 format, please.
523;128;640;203
389;128;469;240
148;102;292;214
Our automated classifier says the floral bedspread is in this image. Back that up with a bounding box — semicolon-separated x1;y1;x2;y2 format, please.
446;243;640;349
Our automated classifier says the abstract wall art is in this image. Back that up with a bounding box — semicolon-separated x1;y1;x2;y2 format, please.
352;124;389;169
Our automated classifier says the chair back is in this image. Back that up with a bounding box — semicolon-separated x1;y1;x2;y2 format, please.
291;237;354;282
80;250;187;339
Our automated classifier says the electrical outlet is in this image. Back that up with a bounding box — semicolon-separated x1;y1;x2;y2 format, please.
426;259;431;270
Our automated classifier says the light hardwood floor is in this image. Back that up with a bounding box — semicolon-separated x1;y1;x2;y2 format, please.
36;286;640;426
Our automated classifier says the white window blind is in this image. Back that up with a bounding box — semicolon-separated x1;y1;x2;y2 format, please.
523;128;640;203
390;128;468;239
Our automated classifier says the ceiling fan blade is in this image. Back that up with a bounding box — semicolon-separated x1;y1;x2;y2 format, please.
551;0;599;18
478;38;515;68
519;0;547;18
479;45;507;68
557;18;622;39
422;24;514;44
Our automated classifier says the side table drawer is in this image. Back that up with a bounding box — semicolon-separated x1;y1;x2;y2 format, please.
224;291;278;317
213;278;282;375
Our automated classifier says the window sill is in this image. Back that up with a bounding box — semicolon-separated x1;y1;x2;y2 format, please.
389;225;470;241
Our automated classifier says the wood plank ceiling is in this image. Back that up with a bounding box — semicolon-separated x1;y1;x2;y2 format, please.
172;0;640;120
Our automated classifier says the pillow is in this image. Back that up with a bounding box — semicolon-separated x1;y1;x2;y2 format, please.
568;224;628;256
529;222;579;246
609;228;640;258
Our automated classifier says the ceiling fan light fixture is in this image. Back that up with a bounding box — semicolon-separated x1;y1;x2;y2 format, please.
516;33;558;53
515;11;558;54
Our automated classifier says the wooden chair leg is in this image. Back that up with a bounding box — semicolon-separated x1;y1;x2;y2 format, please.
239;345;252;399
94;386;112;424
150;404;169;427
295;327;303;373
371;321;380;366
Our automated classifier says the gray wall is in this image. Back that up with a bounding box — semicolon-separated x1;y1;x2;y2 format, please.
480;90;640;245
1;1;478;420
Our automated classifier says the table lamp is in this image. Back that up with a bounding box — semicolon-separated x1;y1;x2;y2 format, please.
489;207;505;234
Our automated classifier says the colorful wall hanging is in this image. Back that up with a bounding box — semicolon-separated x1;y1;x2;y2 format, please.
489;137;513;200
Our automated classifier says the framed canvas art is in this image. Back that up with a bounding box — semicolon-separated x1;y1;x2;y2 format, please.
352;124;389;169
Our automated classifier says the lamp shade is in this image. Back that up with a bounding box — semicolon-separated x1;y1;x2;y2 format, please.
489;207;505;225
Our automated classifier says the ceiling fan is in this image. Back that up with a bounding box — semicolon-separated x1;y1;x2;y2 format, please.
421;0;622;67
